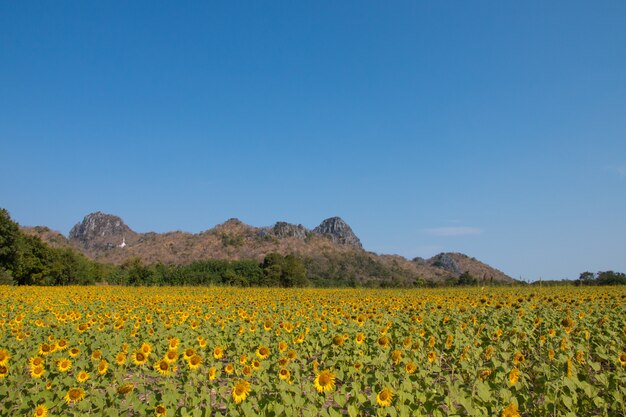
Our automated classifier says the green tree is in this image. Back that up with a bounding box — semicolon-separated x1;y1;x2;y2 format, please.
0;208;20;279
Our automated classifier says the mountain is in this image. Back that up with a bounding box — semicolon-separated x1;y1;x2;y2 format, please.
22;212;515;285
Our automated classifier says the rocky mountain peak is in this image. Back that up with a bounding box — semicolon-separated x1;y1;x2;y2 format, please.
428;252;462;274
313;217;362;248
69;212;135;250
272;222;308;240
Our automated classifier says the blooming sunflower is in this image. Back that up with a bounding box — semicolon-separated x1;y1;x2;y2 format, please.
501;402;521;417
207;366;218;381
314;369;336;393
405;361;417;374
0;365;8;378
390;350;403;365
33;404;48;417
278;368;290;381
155;359;176;376
187;354;202;370
213;346;224;360
97;360;108;375
0;349;11;366
155;404;167;417
115;352;126;366
256;346;270;360
64;387;85;405
355;333;365;345
30;365;45;379
509;367;520;385
76;370;90;383
183;348;196;361
232;379;251;404
278;341;288;353
132;351;148;366
57;358;72;373
427;351;437;363
224;363;235;374
376;388;394;407
619;353;626;366
29;356;44;367
69;347;80;358
164;349;178;364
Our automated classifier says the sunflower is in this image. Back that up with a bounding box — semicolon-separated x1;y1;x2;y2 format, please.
376;388;394;407
501;402;521;417
256;346;270;360
169;338;180;349
445;335;454;350
155;404;167;417
76;370;90;383
141;342;152;356
354;361;363;372
117;383;135;395
427;351;437;363
377;336;390;349
183;348;196;361
57;358;72;373
251;360;261;371
155;359;176;376
314;369;336;393
64;387;85;405
509;367;520;385
232;379;251;404
286;350;297;360
405;361;417;374
115;352;127;366
548;349;555;361
30;365;45;378
39;344;52;356
428;336;436;349
187;354;202;370
29;356;44;367
0;364;8;378
278;341;288;353
33;404;48;417
332;335;344;347
91;349;102;361
481;346;493;361
390;350;403;365
575;350;585;365
69;347;80;358
207;366;218;381
513;352;525;365
355;333;365;345
619;353;626;366
478;368;492;381
242;365;253;377
163;348;178;363
224;363;235;374
0;349;11;366
132;351;148;366
278;368;290;381
213;346;224;360
97;360;108;375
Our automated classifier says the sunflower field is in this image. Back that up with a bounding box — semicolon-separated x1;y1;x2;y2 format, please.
0;286;624;417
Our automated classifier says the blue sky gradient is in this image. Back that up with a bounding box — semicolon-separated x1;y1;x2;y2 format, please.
1;1;625;280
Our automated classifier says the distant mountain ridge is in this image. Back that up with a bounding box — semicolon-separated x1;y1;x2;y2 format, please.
22;212;515;285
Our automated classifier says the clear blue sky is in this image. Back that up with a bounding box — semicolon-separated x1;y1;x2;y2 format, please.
1;1;625;280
